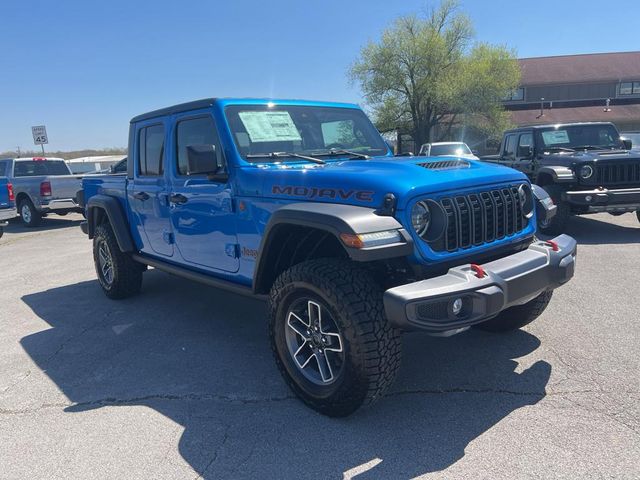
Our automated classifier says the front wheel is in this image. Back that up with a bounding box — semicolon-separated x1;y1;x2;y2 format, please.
18;199;42;227
93;223;143;299
269;259;401;417
473;290;553;333
538;185;570;236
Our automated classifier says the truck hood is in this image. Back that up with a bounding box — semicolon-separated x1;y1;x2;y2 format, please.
237;156;528;210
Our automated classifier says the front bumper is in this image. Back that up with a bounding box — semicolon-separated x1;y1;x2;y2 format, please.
565;187;640;212
0;207;17;222
384;234;577;333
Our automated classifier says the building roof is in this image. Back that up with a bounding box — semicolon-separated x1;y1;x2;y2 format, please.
510;104;640;126
519;51;640;86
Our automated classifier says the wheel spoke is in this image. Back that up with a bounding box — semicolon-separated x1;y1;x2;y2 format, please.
287;312;310;340
297;350;316;370
308;300;321;328
314;351;334;383
323;332;343;353
98;246;108;265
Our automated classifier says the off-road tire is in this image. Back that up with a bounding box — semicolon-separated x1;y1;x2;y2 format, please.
93;222;143;299
18;198;42;227
636;210;640;224
538;185;570;236
269;259;401;417
473;290;553;333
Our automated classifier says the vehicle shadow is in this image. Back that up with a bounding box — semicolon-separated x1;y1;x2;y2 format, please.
20;271;550;478
4;215;83;234
542;213;640;245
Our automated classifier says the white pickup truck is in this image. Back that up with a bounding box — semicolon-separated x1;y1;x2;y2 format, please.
0;157;84;227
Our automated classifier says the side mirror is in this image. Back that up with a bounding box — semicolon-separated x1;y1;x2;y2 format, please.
187;144;221;176
622;138;632;150
517;145;534;158
471;150;479;156
108;165;114;173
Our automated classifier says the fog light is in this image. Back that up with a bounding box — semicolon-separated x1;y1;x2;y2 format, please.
451;298;463;316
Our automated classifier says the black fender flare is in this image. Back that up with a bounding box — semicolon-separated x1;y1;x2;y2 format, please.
253;202;413;293
86;194;135;252
536;166;575;184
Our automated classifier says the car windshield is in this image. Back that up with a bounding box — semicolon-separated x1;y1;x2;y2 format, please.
13;160;70;176
537;124;623;151
430;144;472;156
225;104;389;162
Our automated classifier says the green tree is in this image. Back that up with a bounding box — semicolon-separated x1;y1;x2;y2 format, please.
349;0;520;148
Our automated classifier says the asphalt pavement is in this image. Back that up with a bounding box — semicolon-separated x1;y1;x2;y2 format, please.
0;213;638;479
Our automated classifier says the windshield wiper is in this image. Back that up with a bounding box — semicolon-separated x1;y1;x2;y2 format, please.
573;145;603;150
544;146;576;152
311;148;371;160
246;151;326;164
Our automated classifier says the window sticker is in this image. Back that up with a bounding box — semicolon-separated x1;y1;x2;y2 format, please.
238;111;302;143
542;130;570;145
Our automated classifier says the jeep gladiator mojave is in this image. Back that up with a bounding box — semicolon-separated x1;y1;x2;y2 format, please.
80;98;577;416
482;122;640;234
0;157;84;227
0;176;16;238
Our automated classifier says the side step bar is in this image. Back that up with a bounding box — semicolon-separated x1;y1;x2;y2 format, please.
131;254;264;300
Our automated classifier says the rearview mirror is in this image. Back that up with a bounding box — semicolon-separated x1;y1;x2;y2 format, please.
187;144;220;176
622;138;632;150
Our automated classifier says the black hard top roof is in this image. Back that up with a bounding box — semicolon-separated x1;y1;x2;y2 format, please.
130;98;217;123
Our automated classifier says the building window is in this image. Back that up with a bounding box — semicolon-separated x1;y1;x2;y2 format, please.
504;87;525;101
619;82;640;95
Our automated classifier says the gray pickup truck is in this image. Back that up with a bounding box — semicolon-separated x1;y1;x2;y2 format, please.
0;157;84;227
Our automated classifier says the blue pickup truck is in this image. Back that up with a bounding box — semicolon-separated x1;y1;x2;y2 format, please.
0;177;16;238
80;98;577;416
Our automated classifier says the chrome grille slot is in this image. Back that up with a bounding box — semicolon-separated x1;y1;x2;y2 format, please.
431;184;529;253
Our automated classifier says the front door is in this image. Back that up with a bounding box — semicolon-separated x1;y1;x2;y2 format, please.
129;122;174;257
169;113;239;273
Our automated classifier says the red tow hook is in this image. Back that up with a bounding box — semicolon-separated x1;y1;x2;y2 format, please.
470;263;486;278
545;240;559;252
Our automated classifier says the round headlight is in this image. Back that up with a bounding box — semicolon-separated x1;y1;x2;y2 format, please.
411;201;431;237
579;164;594;179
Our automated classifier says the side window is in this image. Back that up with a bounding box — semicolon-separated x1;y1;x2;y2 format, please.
503;134;517;158
176;116;220;176
517;133;533;157
138;124;165;176
0;160;8;176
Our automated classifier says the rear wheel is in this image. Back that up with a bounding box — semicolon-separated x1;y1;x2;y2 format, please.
538;185;570;235
473;290;553;333
18;199;41;227
93;223;143;299
269;259;401;417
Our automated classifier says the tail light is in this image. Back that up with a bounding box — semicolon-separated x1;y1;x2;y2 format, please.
40;181;52;197
7;183;14;201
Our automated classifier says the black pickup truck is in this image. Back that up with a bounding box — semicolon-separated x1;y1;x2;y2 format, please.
483;122;640;234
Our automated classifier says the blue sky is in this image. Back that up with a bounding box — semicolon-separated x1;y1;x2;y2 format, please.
1;0;639;152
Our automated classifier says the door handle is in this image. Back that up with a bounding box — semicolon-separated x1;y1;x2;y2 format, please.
169;193;188;205
133;192;149;201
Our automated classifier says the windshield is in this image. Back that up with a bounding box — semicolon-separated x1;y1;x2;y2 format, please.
537;124;623;151
13;160;70;176
430;143;472;156
225;105;389;161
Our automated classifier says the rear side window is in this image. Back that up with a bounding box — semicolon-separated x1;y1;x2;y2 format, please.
138;124;165;176
0;160;9;176
13;160;70;177
176;116;220;175
503;134;517;158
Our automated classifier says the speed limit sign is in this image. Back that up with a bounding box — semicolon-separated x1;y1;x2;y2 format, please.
32;125;48;145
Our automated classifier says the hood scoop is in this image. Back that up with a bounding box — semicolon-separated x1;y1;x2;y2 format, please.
416;159;470;170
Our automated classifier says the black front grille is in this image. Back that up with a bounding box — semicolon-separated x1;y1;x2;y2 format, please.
417;160;470;170
594;162;640;185
430;185;527;252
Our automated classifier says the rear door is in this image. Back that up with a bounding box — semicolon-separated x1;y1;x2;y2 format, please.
128;121;174;257
168;112;239;273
